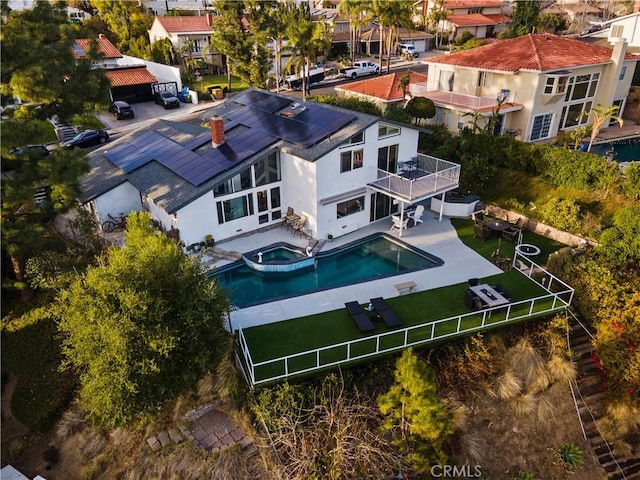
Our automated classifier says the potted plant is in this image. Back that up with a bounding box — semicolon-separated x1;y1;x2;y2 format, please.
205;234;214;247
327;234;333;242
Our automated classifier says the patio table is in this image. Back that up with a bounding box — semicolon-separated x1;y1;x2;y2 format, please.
484;219;510;233
469;283;509;308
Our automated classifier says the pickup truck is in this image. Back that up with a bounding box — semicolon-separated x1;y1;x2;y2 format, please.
339;61;379;79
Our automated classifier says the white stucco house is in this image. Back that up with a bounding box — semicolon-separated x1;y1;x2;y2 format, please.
80;89;460;246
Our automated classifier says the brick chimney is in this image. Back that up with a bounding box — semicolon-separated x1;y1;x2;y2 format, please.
210;116;225;147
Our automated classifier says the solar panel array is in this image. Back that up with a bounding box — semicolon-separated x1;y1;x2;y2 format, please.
104;129;278;186
231;90;356;147
104;90;355;186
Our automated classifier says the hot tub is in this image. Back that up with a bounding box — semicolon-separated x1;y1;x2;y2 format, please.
430;192;481;217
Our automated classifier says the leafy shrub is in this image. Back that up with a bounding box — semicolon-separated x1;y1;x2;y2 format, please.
599;204;640;264
454;31;475;46
310;95;382;116
384;104;412;124
537;197;581;232
559;443;584;467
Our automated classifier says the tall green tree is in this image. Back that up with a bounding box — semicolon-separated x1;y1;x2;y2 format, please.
210;0;272;91
1;1;110;301
509;0;540;36
378;348;454;472
381;0;413;74
57;212;231;427
90;0;152;54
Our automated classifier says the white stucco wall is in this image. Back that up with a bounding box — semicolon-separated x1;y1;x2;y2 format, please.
175;191;218;246
120;55;182;90
94;182;142;224
281;153;318;237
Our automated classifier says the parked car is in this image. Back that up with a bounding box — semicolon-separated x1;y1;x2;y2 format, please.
8;144;50;156
108;101;134;119
155;92;180;109
60;129;109;149
399;43;419;58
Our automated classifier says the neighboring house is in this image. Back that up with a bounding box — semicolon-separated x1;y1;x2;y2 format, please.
80;89;459;246
144;0;214;16
360;27;434;56
415;0;510;40
335;71;428;113
148;14;223;66
73;35;161;103
418;33;638;142
581;12;640;51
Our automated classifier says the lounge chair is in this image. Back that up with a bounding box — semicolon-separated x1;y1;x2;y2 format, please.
370;297;402;328
390;215;408;231
345;301;375;332
407;205;425;224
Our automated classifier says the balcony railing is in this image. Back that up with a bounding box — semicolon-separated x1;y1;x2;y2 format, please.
367;154;460;203
236;251;575;386
409;84;520;112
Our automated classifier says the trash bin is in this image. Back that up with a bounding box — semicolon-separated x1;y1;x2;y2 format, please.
184;93;191;103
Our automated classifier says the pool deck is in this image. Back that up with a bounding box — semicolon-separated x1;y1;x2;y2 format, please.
209;210;502;330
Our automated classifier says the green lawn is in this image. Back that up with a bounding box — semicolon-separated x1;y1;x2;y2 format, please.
240;219;570;384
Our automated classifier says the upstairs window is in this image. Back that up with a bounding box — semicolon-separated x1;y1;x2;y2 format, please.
340;149;364;173
378;123;400;138
619;65;628;81
544;73;569;95
477;71;491;87
343;131;364;146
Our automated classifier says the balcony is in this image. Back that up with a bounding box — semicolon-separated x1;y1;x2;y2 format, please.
367;153;460;204
409;85;523;114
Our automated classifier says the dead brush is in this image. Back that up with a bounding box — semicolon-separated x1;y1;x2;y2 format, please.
80;429;107;458
536;395;557;424
596;402;640;442
547;355;577;384
55;406;85;440
495;370;522;400
507;337;550;393
509;392;537;417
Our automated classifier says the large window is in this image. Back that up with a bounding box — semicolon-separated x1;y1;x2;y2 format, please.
530;113;553;141
256;187;281;224
377;144;398;173
254;151;280;186
340;149;363;173
213;170;252;197
559;72;599;129
337;196;365;218
216;194;254;224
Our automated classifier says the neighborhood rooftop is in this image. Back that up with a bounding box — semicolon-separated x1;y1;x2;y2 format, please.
428;33;635;72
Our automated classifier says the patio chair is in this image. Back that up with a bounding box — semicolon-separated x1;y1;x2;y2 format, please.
472;210;485;224
502;226;522;243
468;278;478;287
293;215;307;237
370;297;402;328
390;215;408;231
407;205;425;224
345;301;375;332
473;223;490;241
464;289;476;309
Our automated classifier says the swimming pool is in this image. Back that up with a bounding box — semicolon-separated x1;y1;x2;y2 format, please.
210;233;444;308
591;137;640;162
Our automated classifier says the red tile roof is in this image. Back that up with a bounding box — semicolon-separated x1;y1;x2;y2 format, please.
448;13;510;27
336;71;427;101
428;33;634;73
105;67;157;87
74;35;122;59
444;0;503;8
156;15;213;33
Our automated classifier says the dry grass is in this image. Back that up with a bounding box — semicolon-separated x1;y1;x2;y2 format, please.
495;370;523;400
55;406;85;440
547;355;577;383
507;337;550;393
536;395;557;425
80;430;107;459
596;402;640;442
509;393;537;417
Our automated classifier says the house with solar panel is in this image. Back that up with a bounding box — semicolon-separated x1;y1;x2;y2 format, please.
80;89;460;247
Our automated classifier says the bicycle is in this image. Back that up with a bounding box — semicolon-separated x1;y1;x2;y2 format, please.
102;212;127;233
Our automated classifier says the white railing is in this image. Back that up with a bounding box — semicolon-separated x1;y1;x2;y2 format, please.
408;84;518;110
237;252;574;386
368;155;460;202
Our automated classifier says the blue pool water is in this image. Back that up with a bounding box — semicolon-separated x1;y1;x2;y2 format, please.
210;233;443;308
590;138;640;162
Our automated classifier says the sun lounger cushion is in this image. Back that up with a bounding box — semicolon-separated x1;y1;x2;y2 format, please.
345;302;375;332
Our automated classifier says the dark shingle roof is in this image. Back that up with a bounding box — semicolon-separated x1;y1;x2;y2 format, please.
81;89;380;214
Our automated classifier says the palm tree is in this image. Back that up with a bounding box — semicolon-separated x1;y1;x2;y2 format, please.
339;0;368;63
428;0;451;49
381;0;413;74
370;0;389;75
285;4;325;98
583;104;624;152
